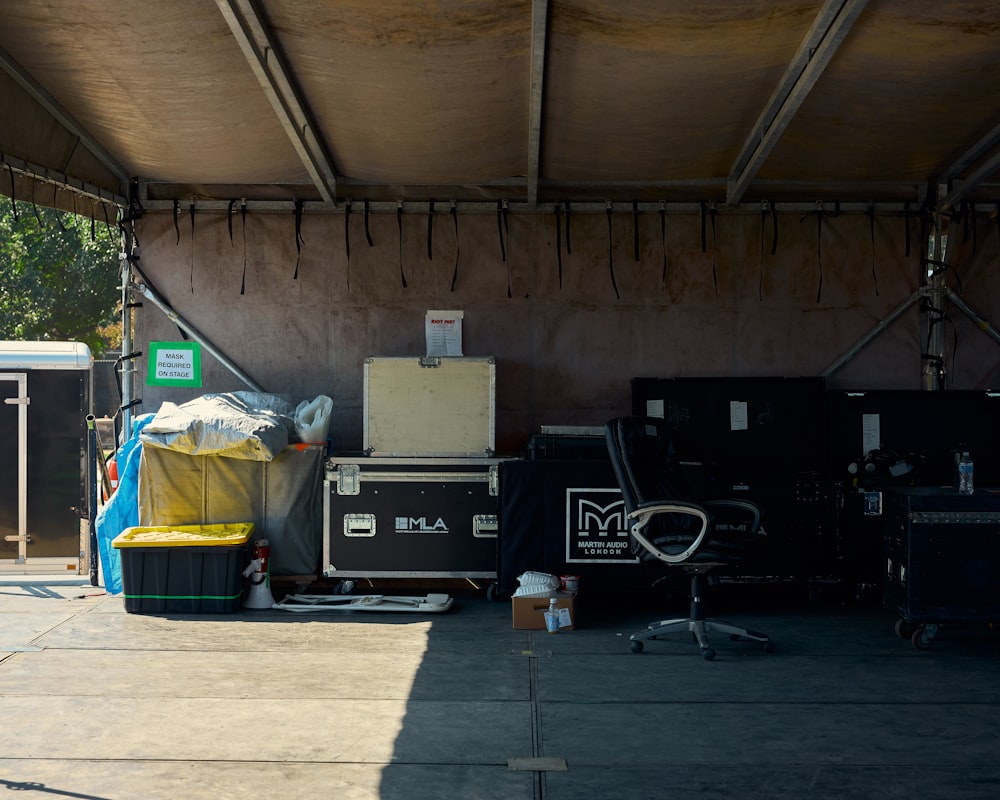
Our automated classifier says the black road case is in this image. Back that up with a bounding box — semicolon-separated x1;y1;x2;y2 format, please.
323;456;503;580
884;486;1000;645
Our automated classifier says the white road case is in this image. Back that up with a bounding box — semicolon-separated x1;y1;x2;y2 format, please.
363;356;495;457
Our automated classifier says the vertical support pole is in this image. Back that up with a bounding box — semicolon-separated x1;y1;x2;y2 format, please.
119;214;136;442
923;203;948;390
88;423;99;586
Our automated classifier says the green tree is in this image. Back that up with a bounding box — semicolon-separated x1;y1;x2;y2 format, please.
0;202;120;356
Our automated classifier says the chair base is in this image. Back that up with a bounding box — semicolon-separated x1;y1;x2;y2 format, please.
629;617;772;660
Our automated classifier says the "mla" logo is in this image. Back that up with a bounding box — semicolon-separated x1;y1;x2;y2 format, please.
395;516;449;534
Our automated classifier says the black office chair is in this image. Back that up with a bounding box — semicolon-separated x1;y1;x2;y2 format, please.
605;416;773;660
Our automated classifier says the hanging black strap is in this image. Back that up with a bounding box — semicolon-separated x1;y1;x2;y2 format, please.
364;200;374;246
345;201;352;260
607;201;620;300
450;202;460;292
555;204;563;290
659;203;667;286
30;177;43;228
500;200;512;298
240;201;248;295
189;201;196;292
53;183;66;231
397;201;407;288
426;200;435;260
90;209;96;242
228;199;236;245
173;199;180;244
345;200;352;291
6;161;17;222
496;200;507;262
564;201;572;254
293;199;304;279
632;201;640;262
702;202;718;297
868;203;880;296
102;200;113;238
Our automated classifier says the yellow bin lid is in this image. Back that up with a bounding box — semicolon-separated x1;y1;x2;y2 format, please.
112;523;255;548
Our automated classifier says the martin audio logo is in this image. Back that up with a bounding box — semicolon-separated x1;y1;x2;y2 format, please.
395;516;449;534
565;487;637;564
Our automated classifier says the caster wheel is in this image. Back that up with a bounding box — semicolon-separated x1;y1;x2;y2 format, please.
911;628;933;651
702;647;716;661
630;640;644;654
763;640;775;654
894;618;915;639
486;584;498;603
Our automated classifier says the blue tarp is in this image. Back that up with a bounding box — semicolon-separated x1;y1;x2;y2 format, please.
94;413;154;594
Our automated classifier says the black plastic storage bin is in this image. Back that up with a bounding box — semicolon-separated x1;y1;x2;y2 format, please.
113;523;254;613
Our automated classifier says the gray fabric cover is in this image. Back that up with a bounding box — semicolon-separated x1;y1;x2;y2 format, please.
137;444;324;577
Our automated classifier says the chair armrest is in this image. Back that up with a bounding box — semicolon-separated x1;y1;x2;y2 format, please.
628;501;710;564
703;499;762;534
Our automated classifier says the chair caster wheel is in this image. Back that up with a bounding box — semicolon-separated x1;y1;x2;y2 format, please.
763;640;775;653
702;647;716;661
630;640;644;654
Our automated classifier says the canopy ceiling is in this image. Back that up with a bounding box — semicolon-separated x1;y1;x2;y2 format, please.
2;0;1000;216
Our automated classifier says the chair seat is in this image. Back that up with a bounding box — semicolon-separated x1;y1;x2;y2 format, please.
641;530;765;564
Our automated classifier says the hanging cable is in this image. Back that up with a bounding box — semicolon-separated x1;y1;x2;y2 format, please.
606;201;620;299
555;204;563;290
173;199;180;244
396;201;407;288
427;199;434;260
364;200;374;247
496;200;507;263
189;200;195;292
701;202;718;297
293;199;304;279
5;160;18;222
449;201;460;292
240;200;247;295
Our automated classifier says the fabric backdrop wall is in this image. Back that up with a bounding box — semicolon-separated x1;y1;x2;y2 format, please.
130;207;1000;455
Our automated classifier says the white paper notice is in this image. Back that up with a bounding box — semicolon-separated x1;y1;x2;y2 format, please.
730;400;749;431
862;413;880;456
646;399;665;419
425;310;464;356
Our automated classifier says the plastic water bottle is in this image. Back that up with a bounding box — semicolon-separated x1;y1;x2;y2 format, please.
545;597;560;633
958;451;974;496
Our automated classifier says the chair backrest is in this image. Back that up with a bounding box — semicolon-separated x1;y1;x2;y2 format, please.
604;416;699;532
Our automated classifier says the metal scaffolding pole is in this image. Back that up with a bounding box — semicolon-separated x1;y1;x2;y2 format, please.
922;208;948;390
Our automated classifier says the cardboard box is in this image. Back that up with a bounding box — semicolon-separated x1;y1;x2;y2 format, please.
512;592;576;630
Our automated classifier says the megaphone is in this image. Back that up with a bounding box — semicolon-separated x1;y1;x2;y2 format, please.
243;538;276;609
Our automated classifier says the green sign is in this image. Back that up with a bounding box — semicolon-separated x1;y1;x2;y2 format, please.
147;341;202;387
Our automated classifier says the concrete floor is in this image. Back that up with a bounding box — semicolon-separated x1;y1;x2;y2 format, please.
1;577;999;800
